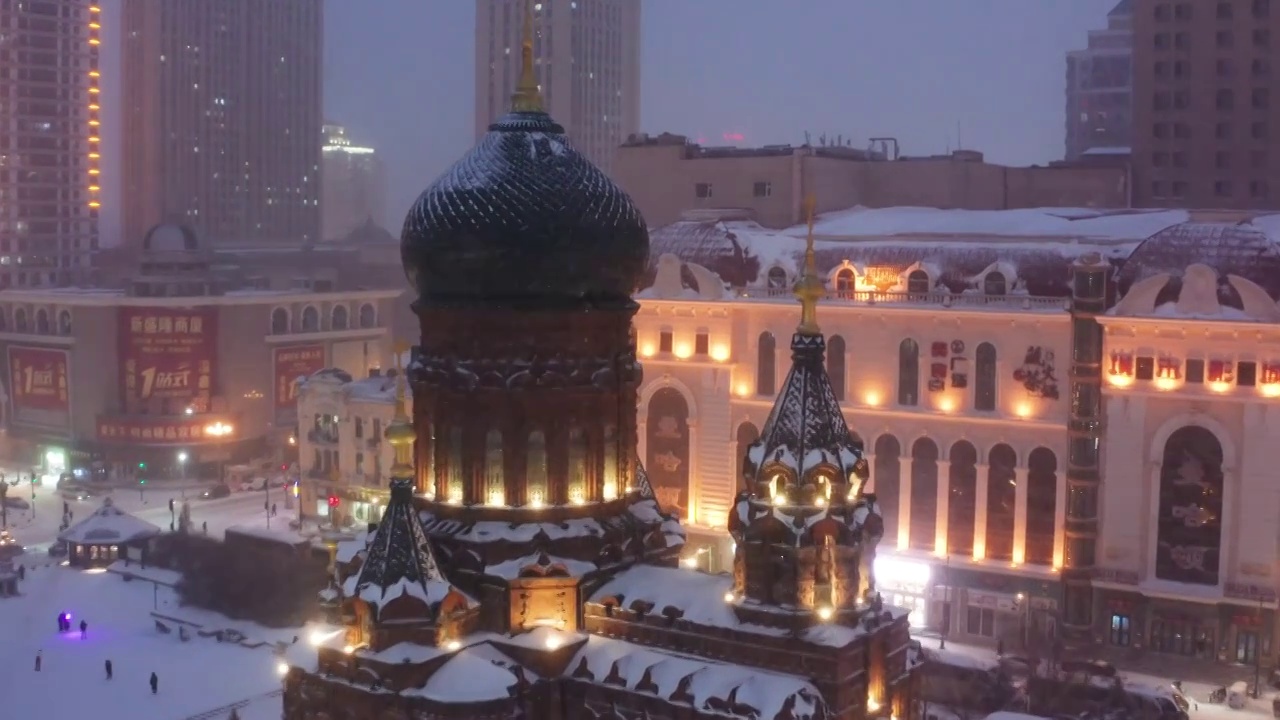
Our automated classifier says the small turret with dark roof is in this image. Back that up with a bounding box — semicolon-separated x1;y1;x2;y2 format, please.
728;196;881;626
340;365;477;651
741;197;870;508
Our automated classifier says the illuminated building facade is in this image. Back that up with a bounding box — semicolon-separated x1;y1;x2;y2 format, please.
0;0;101;287
0;224;399;482
121;0;323;247
321;124;386;241
638;205;1280;668
474;0;640;173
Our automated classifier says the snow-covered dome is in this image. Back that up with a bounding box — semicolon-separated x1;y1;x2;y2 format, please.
1118;220;1280;301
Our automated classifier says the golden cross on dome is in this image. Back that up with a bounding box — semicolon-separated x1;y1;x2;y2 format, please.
793;195;824;335
511;0;544;112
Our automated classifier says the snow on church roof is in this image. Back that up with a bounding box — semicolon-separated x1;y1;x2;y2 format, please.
571;635;826;720
789;206;1189;241
745;331;863;486
58;496;161;545
344;479;465;612
409;643;526;703
588;564;867;648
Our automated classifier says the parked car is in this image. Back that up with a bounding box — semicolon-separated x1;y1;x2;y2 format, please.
238;477;267;492
2;496;30;510
201;483;232;500
60;486;96;502
47;539;68;557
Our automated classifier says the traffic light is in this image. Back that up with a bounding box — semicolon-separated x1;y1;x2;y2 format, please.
327;495;339;508
138;462;146;470
139;479;146;485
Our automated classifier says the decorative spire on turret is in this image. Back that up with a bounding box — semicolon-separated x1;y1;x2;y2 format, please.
793;195;824;336
385;341;415;481
510;0;544;113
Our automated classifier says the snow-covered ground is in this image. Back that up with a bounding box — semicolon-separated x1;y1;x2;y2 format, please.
0;565;300;720
916;635;1280;719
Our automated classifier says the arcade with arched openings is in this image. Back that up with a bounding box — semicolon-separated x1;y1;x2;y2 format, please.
863;431;1062;647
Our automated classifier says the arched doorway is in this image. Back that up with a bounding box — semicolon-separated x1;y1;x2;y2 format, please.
947;441;978;557
646;388;691;520
1026;448;1058;566
873;435;901;542
1156;426;1224;586
734;421;759;489
986;444;1017;562
909;438;938;551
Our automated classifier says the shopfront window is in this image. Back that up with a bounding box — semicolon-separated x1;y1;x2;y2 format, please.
1237;630;1259;664
1109;613;1132;646
1150;620;1212;657
967;607;995;637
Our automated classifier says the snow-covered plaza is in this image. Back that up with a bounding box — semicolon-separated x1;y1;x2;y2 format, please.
0;563;308;719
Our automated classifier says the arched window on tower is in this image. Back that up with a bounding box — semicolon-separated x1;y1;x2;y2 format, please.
58;310;71;335
757;332;776;396
270;307;289;335
827;335;847;401
602;425;619;501
359;303;377;329
984;272;1008;296
447;427;464;504
14;308;27;333
331;305;349;330
898;339;919;406
834;268;856;296
484;430;504;506
35;309;49;334
568;427;587;505
301;306;320;332
975;342;997;411
907;270;931;295
526;431;548;507
767;267;788;292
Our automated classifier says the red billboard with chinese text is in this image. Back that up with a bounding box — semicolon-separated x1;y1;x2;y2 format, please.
118;307;217;413
274;345;326;411
96;415;236;445
8;346;70;429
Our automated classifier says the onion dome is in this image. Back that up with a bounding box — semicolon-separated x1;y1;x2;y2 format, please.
400;2;647;308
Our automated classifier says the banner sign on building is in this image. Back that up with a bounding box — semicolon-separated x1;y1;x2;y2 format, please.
8;346;71;430
118;307;217;412
96;415;236;445
274;345;326;411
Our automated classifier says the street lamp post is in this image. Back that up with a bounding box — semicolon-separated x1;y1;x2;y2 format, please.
177;452;188;500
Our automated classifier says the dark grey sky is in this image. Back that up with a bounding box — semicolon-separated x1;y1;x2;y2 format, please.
102;0;1121;242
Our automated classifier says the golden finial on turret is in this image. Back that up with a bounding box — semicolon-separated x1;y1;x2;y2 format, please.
385;343;416;467
510;0;544;112
793;195;824;335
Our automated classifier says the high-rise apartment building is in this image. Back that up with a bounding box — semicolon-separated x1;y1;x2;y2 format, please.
0;0;101;287
121;0;323;248
474;0;640;173
321;124;386;241
1066;0;1134;161
1133;0;1280;209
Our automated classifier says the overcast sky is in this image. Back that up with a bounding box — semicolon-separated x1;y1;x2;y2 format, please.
102;0;1122;242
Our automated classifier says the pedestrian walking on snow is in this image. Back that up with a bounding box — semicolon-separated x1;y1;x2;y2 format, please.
79;619;87;639
34;651;41;672
104;659;112;680
149;671;158;694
